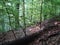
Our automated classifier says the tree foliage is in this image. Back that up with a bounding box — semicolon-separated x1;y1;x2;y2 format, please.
0;0;60;32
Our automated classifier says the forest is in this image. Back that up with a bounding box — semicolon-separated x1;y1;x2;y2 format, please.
0;0;60;45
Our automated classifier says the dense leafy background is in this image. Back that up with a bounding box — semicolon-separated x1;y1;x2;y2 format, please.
0;0;60;32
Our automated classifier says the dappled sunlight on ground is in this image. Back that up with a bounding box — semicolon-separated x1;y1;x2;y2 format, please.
26;25;40;35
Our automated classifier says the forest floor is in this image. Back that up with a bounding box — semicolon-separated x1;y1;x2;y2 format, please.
0;23;40;43
0;21;60;45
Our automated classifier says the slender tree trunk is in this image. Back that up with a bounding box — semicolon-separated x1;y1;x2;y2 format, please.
22;0;26;36
12;30;17;39
40;0;43;28
6;6;17;39
55;4;56;15
15;4;19;30
30;0;33;23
